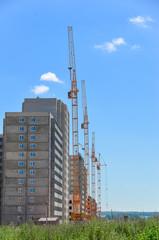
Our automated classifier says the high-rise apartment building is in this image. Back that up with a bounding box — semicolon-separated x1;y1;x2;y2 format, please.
22;98;69;221
68;154;86;220
2;112;63;224
0;134;3;224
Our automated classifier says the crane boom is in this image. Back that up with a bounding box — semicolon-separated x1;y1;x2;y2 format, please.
68;26;81;221
81;80;91;220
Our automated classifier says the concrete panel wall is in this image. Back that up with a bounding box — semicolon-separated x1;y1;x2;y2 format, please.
28;151;49;160
4;187;26;196
22;98;69;221
5;170;26;178
4;206;24;215
4;196;25;205
27;187;48;195
6;152;27;160
27;178;48;187
2;112;51;224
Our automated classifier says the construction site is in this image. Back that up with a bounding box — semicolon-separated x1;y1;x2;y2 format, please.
0;26;107;225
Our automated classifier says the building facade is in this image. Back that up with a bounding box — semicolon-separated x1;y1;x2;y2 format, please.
2;112;63;224
68;154;86;220
0;134;3;224
22;98;69;221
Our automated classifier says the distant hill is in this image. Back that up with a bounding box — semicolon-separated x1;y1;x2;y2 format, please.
102;211;159;220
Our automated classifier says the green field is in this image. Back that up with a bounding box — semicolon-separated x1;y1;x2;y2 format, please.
1;218;159;240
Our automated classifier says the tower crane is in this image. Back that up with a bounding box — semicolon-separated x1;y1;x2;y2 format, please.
91;132;97;217
68;26;81;221
81;80;91;220
97;153;107;217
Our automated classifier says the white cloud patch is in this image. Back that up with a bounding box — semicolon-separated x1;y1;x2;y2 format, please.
94;38;126;53
129;16;153;28
94;42;116;52
31;85;49;95
131;45;140;50
112;38;126;45
40;72;63;84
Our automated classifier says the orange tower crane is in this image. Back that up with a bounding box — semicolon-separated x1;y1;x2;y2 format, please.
97;153;106;217
91;132;97;217
97;153;101;217
81;80;91;220
68;26;81;221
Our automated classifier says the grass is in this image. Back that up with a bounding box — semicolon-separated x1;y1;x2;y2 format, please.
1;218;159;240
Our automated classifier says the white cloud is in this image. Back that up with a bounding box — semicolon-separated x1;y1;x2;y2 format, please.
94;42;116;52
131;45;140;50
129;16;153;28
94;38;126;53
112;38;126;45
31;85;49;94
40;72;63;84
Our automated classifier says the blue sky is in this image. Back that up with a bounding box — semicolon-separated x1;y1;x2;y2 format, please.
0;0;159;212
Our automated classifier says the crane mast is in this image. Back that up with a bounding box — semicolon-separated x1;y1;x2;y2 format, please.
97;154;107;217
68;26;81;220
81;80;91;220
97;153;101;217
91;132;97;217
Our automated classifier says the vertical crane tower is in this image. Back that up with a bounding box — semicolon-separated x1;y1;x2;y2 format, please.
68;26;81;220
97;154;107;217
81;80;91;220
91;132;97;216
97;153;101;217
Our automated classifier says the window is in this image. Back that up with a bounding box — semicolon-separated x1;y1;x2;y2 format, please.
55;166;62;176
54;210;62;216
20;126;24;131
29;188;34;193
18;206;22;212
54;183;62;192
18;188;23;193
30;179;35;184
29;197;35;202
18;179;24;184
29;216;33;220
19;118;24;123
18;161;24;167
31;135;35;140
29;206;34;212
19;144;24;149
18;170;23;175
31;126;36;131
31;118;36;122
55;158;62;168
55;175;62;184
30;161;35;167
17;216;22;221
19;153;24;157
18;197;23;203
54;192;62;200
54;202;62;208
19;135;24;140
30;153;35;157
30;144;35;149
30;170;35;175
